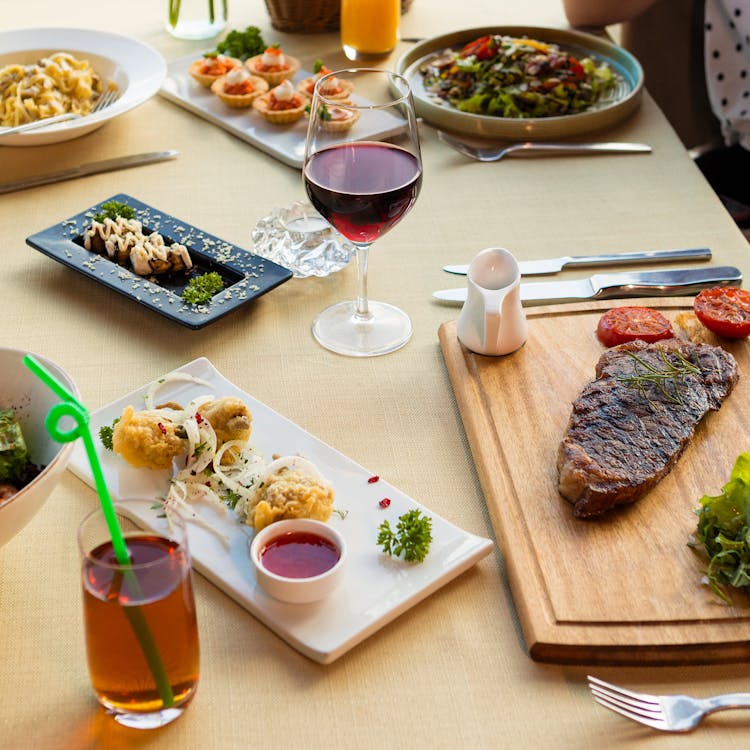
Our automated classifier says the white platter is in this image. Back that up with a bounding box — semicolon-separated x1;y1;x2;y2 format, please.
159;54;407;168
67;357;493;663
0;28;166;147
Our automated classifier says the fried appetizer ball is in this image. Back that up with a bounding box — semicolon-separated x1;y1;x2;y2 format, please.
200;397;252;445
246;467;334;530
112;405;185;470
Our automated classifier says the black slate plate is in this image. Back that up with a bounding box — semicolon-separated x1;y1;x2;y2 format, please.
25;193;293;329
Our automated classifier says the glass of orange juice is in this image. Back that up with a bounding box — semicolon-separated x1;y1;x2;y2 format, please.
341;0;400;61
78;501;200;729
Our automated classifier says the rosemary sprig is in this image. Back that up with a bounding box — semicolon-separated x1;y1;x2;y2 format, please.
616;347;701;405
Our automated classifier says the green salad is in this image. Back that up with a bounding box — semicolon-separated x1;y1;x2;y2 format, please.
691;453;750;602
420;34;620;119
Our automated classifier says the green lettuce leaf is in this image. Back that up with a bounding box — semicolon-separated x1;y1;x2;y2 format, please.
0;408;30;486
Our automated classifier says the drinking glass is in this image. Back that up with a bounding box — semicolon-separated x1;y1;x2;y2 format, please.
166;0;227;39
78;501;200;729
340;0;400;61
303;68;422;356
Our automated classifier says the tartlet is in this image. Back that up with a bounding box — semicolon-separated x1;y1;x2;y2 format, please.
189;54;243;88
210;69;269;108
252;80;308;125
297;66;355;101
245;46;300;86
318;104;360;133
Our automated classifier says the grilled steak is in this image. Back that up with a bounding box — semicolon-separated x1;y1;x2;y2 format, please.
558;339;739;518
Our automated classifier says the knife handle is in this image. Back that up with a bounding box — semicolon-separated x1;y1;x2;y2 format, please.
565;247;712;268
593;266;742;298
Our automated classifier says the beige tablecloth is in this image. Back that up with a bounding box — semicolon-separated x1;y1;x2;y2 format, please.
2;2;750;749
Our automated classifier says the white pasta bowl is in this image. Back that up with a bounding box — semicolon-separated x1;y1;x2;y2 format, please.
0;348;80;547
250;518;348;604
0;27;166;147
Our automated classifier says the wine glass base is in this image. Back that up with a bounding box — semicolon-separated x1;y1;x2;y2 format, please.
312;301;412;357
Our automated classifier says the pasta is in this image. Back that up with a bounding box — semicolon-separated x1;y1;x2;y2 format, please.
0;51;106;127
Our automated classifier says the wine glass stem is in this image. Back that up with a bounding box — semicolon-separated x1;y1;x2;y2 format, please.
354;243;372;321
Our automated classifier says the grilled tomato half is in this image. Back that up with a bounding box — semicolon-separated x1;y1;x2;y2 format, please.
596;306;674;347
694;286;750;339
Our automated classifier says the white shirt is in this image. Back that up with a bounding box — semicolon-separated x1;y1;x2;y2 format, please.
704;0;750;147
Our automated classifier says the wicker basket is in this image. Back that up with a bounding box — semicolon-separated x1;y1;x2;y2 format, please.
264;0;413;34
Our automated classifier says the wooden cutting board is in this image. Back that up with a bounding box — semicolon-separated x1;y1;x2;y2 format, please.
439;298;750;665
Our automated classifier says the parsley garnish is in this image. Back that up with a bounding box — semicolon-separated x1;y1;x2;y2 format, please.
377;509;433;563
181;271;224;305
92;200;135;223
99;418;120;451
214;26;266;61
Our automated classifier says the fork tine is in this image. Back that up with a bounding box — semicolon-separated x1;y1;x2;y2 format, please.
587;675;660;707
589;686;663;715
591;694;671;731
93;88;119;112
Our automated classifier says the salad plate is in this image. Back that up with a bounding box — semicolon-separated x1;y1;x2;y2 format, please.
159;55;407;168
0;28;166;146
396;26;644;140
67;358;493;663
25;194;292;329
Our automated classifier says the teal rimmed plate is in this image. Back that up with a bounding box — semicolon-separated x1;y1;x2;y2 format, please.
396;26;644;140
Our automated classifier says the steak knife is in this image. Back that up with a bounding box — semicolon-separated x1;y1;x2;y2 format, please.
0;150;179;194
442;247;712;276
432;266;743;306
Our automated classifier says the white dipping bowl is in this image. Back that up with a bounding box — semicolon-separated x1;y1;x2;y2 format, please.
0;348;80;547
250;518;347;604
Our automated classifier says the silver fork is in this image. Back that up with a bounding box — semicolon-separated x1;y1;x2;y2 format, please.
0;88;121;136
588;675;750;732
436;130;652;162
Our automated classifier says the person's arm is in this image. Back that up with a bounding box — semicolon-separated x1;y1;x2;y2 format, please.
562;0;658;27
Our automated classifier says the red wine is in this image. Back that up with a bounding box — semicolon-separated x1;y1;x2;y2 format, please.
304;141;421;244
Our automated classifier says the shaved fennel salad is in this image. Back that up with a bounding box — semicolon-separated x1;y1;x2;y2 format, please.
420;34;621;118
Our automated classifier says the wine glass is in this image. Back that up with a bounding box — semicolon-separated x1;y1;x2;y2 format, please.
303;68;423;357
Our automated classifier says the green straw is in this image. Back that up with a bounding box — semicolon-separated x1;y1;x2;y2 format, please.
23;354;175;708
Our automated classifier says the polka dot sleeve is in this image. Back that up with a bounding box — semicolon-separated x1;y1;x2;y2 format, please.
705;0;750;148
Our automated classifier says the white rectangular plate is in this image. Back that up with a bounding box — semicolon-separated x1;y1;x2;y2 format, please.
68;358;493;663
159;55;407;169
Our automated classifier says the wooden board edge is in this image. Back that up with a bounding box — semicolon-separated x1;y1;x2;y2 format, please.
438;321;560;649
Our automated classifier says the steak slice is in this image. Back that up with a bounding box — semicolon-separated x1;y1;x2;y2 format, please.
557;339;739;518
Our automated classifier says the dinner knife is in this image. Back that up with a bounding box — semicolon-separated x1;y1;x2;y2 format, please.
432;265;742;306
442;247;713;276
0;150;179;194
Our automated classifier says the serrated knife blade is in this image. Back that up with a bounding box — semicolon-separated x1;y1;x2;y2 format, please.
432;266;743;305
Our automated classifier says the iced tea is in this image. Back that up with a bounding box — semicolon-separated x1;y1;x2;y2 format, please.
79;512;199;729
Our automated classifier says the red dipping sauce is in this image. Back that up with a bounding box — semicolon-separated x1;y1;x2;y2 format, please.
260;531;341;579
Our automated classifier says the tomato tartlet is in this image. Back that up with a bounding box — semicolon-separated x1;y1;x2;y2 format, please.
211;68;269;108
246;45;300;86
189;54;243;88
252;80;308;124
297;65;355;101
